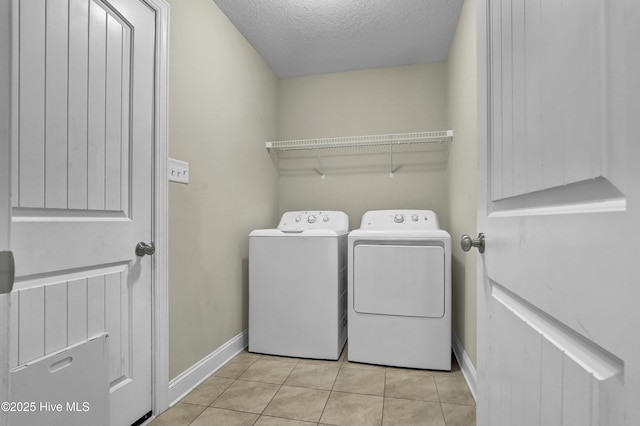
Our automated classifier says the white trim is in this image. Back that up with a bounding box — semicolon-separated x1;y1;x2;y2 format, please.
488;198;626;217
168;331;248;406
452;331;477;402
143;0;171;419
476;1;490;423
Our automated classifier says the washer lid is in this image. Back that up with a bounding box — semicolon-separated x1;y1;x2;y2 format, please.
359;210;440;230
249;228;345;237
277;211;349;233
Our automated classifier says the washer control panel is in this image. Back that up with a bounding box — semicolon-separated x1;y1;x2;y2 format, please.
360;210;440;230
278;211;348;232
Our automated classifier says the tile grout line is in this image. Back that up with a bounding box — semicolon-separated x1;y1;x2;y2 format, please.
183;362;247;425
184;401;207;426
440;400;448;426
191;355;259;424
253;356;300;423
317;356;343;424
380;369;387;426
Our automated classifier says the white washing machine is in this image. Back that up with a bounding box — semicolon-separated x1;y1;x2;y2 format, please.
249;211;348;360
348;210;451;370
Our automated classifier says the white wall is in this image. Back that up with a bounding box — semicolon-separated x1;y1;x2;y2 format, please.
278;64;449;230
166;0;279;379
446;0;477;366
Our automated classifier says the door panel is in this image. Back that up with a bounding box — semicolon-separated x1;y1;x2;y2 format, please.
477;0;640;425
488;284;623;426
490;0;616;203
9;269;131;383
10;0;155;425
14;0;131;214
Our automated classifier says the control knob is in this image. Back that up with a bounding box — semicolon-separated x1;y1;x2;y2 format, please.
323;215;330;222
394;214;405;223
307;215;316;223
412;214;419;222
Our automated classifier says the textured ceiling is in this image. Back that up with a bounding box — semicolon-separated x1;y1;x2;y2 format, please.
212;0;464;78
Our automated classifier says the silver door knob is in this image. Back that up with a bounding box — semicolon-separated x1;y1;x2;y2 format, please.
461;233;485;253
136;242;156;257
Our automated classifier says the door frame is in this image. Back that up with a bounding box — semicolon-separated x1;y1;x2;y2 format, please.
475;0;490;421
0;0;172;420
145;0;171;417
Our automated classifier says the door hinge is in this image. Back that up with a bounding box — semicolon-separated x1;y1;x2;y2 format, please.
0;251;15;294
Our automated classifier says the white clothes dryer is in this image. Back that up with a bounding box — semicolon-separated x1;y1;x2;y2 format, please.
348;210;451;370
249;211;348;360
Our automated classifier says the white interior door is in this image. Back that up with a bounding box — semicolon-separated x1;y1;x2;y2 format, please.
0;1;13;424
10;0;156;424
477;1;640;425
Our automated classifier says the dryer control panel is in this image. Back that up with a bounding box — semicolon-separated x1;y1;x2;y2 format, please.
278;211;349;232
359;210;440;230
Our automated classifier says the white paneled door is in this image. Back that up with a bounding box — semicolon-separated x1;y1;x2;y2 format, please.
10;0;156;425
1;2;12;424
477;1;640;425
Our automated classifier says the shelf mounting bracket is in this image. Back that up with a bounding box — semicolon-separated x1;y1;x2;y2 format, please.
388;135;394;177
314;141;325;179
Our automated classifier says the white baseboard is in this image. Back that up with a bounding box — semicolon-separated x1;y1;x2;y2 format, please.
452;331;477;401
168;330;248;406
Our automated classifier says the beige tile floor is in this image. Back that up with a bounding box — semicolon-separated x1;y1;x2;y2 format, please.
151;346;475;426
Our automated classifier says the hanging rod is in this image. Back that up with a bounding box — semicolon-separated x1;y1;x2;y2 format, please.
266;130;453;152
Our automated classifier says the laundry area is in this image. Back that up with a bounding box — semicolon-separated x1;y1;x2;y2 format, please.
5;0;636;424
161;0;477;424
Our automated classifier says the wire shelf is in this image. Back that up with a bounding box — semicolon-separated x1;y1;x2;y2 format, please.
266;130;452;151
266;130;453;177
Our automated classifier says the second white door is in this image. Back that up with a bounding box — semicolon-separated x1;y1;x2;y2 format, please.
476;1;640;425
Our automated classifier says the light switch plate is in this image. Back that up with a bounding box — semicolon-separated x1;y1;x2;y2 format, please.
168;158;189;184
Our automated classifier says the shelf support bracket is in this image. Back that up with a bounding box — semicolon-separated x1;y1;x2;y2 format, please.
388;135;394;177
314;141;325;179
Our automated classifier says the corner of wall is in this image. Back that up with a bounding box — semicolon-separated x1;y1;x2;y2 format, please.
445;0;478;369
